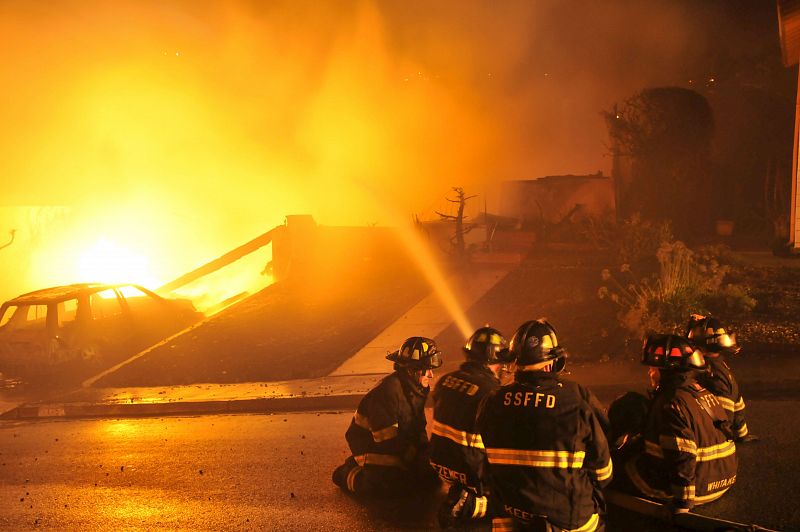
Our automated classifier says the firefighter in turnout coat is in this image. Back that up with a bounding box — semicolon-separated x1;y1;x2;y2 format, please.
332;336;442;497
686;314;754;442
429;326;515;528
625;334;738;515
477;319;613;532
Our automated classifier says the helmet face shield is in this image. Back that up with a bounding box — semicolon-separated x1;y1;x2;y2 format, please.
716;332;736;348
712;331;740;354
684;348;706;368
424;349;443;369
685;314;739;355
552;350;567;373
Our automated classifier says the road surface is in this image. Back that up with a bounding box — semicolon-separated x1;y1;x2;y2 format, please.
1;393;797;531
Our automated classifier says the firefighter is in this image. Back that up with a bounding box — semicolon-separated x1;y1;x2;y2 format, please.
477;319;612;532
429;326;515;528
686;314;755;442
623;334;737;515
332;336;442;498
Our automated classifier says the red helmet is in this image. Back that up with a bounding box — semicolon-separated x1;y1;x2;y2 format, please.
642;334;706;371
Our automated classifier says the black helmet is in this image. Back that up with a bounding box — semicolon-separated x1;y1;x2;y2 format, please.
685;314;740;355
641;333;706;371
387;336;443;370
463;326;514;364
509;319;566;372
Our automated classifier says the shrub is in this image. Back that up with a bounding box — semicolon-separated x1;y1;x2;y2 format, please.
598;241;755;339
704;284;757;316
582;214;673;265
618;215;674;265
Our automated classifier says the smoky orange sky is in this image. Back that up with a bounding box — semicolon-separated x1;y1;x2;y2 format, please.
0;0;778;302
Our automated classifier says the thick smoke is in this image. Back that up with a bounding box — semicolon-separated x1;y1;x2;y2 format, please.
0;0;779;300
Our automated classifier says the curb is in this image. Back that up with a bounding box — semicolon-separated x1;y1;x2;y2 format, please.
5;380;799;421
1;393;362;421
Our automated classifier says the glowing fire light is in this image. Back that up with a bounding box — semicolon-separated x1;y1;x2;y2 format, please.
77;238;157;287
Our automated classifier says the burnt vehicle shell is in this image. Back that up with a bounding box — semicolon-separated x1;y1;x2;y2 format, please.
0;283;203;377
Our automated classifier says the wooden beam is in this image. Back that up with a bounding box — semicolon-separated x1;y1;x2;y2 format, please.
156;227;279;293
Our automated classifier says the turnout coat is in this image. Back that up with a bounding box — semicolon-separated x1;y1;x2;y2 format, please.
700;356;749;440
345;370;429;469
477;371;612;531
625;372;737;510
429;361;500;493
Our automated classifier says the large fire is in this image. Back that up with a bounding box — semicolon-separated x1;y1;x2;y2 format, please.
0;1;496;310
78;238;155;287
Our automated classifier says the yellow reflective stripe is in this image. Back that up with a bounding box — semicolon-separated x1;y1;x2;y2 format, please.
346;465;362;492
659;435;697;454
593;459;613;482
371;424;399;443
737;424;749;438
671;483;696;501
734;397;746;412
650;438;735;461
716;395;735;412
486;448;585;468
432;420;485;449
492;518;515;532
353;453;405;468
569;512;600;532
472;495;488;519
694;487;729;504
624;455;670;500
696;440;736;462
353;411;399;443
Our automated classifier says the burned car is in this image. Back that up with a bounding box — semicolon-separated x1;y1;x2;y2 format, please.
0;283;203;377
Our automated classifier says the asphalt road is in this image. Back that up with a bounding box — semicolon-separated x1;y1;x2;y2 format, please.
1;395;797;531
0;412;385;531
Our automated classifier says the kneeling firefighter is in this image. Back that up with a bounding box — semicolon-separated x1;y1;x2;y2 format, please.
429;326;515;528
686;314;755;442
332;336;442;497
621;334;738;515
477;319;612;532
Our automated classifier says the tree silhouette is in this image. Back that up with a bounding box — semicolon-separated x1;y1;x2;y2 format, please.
605;87;714;239
436;187;476;262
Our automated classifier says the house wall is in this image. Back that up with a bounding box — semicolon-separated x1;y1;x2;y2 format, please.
499;175;615;227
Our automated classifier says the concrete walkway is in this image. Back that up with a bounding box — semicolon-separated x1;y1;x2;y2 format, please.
330;268;511;376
